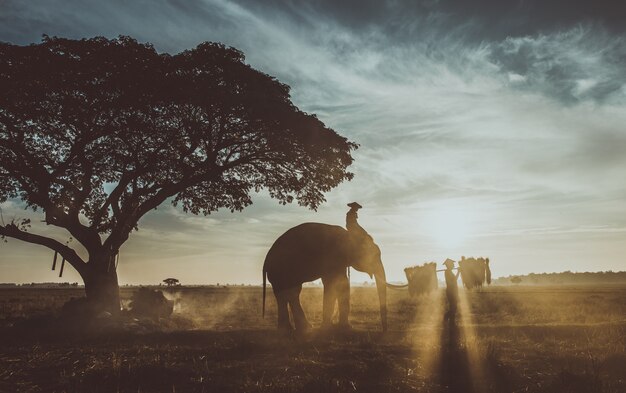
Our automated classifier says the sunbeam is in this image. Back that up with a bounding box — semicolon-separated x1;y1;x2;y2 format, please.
408;289;444;379
457;287;488;393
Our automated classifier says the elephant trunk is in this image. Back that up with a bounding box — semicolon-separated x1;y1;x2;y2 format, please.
374;268;388;332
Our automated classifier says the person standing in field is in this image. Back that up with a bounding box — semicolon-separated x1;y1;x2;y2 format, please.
443;258;460;321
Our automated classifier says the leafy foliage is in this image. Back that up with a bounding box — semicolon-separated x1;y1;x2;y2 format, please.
163;278;180;287
0;36;356;260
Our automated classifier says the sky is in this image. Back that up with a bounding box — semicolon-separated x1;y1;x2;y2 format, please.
1;0;625;285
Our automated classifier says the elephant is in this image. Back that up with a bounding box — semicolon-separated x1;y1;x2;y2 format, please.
262;222;387;332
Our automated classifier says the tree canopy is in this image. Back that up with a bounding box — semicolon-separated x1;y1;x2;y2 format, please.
163;278;180;287
0;36;357;280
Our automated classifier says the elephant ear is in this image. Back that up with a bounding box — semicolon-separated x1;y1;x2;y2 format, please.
350;231;374;249
365;234;378;252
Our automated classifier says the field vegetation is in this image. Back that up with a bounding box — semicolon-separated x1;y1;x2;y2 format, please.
0;285;624;392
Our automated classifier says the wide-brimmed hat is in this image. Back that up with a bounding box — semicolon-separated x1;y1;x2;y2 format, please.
347;202;362;209
443;258;456;267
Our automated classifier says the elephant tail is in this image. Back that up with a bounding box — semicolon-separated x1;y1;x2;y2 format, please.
262;267;267;318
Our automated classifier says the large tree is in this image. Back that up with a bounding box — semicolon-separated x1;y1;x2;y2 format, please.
0;36;357;314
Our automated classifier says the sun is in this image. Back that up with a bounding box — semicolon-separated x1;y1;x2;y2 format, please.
424;203;472;252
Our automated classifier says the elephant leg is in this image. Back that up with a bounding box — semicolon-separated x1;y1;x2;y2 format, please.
286;285;311;332
321;276;339;327
273;287;292;332
337;274;351;328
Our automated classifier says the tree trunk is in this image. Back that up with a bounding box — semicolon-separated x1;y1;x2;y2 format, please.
82;254;121;315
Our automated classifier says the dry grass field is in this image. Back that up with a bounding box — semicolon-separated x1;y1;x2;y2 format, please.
0;285;625;392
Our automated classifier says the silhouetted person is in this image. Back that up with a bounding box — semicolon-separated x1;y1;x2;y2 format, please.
443;258;460;321
346;202;362;232
346;202;373;243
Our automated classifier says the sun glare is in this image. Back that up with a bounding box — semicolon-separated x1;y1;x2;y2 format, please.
424;203;472;251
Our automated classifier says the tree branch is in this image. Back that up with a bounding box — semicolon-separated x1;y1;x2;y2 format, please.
102;165;222;250
43;206;102;253
0;223;87;275
91;173;132;229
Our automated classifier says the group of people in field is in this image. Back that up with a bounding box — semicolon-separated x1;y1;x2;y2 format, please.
346;202;470;323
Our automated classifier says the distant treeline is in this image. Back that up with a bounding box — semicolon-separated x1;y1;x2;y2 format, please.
0;282;80;288
493;271;626;285
2;272;625;288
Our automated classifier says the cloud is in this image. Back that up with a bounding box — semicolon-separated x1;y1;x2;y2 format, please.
491;25;626;104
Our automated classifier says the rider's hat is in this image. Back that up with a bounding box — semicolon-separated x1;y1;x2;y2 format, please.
347;202;362;209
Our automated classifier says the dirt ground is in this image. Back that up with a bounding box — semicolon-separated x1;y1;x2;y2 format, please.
0;285;624;392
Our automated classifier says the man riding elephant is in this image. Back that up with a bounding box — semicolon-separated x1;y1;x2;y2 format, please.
346;202;372;240
263;201;388;333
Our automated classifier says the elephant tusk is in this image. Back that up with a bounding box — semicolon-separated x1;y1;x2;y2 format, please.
386;282;409;289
